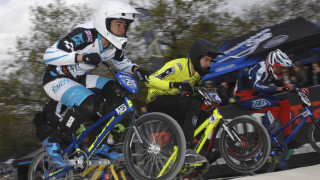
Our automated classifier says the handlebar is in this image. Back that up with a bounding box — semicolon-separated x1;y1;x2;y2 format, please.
295;88;311;107
178;86;222;107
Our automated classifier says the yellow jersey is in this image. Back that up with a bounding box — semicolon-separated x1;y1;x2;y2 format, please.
146;58;202;103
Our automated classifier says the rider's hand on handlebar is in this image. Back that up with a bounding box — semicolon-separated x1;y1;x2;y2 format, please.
134;68;150;81
171;82;194;93
298;88;310;96
282;84;294;92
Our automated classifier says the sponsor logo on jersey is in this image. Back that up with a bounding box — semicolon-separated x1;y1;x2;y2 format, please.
71;33;85;46
177;63;182;70
252;99;270;109
155;66;175;80
52;79;70;94
64;40;74;51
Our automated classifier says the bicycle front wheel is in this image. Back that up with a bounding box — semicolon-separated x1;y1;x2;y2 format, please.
123;112;186;180
308;118;320;153
219;116;271;173
252;155;277;174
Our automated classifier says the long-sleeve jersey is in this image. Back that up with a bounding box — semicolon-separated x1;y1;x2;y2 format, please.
146;58;202;103
43;22;137;78
234;61;285;101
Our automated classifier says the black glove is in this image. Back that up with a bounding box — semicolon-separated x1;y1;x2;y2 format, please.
134;68;150;81
172;82;193;93
282;84;294;92
82;53;102;66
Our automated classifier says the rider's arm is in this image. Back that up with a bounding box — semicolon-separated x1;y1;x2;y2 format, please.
251;67;279;93
147;65;176;90
110;55;138;74
44;27;96;66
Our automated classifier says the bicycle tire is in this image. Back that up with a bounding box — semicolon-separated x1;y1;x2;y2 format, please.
0;162;17;180
252;155;277;174
123;112;186;180
28;149;74;180
308;118;320;154
219;115;271;173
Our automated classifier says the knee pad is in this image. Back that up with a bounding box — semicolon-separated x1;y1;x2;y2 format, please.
74;95;100;119
101;80;125;100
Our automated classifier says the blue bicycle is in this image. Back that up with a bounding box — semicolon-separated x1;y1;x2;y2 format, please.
255;88;320;173
28;62;186;180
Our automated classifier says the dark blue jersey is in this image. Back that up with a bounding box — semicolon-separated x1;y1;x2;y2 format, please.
234;61;285;101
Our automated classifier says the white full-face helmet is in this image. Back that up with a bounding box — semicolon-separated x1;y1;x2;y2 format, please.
266;49;294;80
93;0;142;50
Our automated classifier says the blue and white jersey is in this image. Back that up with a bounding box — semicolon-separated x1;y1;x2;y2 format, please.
234;61;285;101
43;22;138;78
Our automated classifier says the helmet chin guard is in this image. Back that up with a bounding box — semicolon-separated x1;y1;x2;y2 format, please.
93;0;142;50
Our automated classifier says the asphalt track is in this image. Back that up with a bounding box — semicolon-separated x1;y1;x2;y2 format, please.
204;143;320;179
232;164;320;180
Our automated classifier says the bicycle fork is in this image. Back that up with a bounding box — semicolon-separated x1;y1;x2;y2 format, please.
221;119;242;143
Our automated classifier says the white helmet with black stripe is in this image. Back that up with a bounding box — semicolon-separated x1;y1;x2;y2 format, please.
266;49;294;80
93;0;142;50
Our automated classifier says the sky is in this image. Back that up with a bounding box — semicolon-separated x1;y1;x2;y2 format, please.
0;0;259;64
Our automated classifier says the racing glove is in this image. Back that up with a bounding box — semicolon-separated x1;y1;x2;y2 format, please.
134;68;150;81
298;88;310;96
82;53;102;66
171;82;194;93
282;84;294;92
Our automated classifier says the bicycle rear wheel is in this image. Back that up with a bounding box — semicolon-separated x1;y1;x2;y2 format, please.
28;149;74;180
123;112;186;180
219;116;271;173
0;162;17;180
308;118;320;153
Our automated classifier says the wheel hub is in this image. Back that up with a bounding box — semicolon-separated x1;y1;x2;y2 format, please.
147;144;161;155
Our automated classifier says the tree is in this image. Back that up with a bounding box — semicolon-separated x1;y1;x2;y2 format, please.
128;0;235;66
241;0;320;31
0;0;92;160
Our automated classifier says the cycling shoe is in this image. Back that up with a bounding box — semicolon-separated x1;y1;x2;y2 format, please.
43;137;66;167
93;144;124;160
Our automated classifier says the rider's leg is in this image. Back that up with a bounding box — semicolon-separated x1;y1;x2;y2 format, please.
101;80;125;113
92;80;125;160
43;77;98;167
45;95;100;167
277;99;292;136
237;96;280;129
237;96;305;148
146;95;201;147
146;96;207;163
277;99;306;148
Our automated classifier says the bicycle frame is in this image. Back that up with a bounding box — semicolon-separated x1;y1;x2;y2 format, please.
269;106;313;146
46;97;137;178
193;109;226;154
268;89;320;156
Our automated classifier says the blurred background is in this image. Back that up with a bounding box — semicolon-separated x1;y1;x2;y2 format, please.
0;0;320;162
